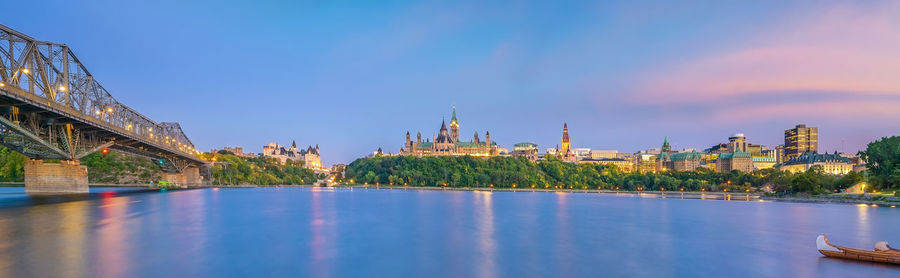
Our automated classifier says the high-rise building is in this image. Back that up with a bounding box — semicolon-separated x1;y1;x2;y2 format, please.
784;124;818;159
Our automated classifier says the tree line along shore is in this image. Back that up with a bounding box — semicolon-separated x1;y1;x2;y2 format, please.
343;136;900;197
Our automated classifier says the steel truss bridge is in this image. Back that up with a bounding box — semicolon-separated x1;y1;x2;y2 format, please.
0;24;204;173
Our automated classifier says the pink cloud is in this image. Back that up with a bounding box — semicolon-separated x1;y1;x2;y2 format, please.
632;2;900;105
702;99;900;125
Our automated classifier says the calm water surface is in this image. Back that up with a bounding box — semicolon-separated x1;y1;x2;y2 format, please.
0;187;898;277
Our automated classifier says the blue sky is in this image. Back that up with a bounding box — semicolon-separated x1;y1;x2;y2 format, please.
6;0;900;165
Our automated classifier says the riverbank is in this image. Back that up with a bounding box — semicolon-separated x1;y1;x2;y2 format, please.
310;184;900;206
761;195;900;207
316;184;762;201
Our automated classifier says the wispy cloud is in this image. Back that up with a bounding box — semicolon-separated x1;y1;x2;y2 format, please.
630;2;900;121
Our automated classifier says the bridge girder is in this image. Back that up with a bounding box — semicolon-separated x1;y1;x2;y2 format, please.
0;24;205;173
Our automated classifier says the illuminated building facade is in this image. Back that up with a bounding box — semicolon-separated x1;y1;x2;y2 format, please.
400;108;500;157
780;152;852;175
784;124;818;160
716;151;753;172
262;141;323;170
658;151;703;172
578;158;634;173
511;142;540;160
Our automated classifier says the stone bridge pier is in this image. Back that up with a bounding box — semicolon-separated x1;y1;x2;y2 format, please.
160;167;202;187
24;159;89;194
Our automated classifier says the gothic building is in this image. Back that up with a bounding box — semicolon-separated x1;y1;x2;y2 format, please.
400;108;500;157
262;141;323;170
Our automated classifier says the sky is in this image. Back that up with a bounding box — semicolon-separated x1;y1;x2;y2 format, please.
5;0;900;165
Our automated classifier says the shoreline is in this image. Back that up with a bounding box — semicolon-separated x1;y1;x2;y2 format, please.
305;184;898;207
4;183;896;207
324;184;761;201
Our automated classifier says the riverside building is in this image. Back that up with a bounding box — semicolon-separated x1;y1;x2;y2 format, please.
780;152;853;175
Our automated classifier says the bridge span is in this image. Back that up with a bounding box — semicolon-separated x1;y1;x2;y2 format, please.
0;24;207;194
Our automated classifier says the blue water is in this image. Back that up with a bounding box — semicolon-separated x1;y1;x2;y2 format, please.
0;187;898;277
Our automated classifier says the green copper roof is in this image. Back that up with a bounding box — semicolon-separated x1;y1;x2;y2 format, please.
456;141;489;147
657;152;671;160
416;142;433;148
753;157;775;162
784;152;850;165
451;107;457;122
671;151;702;160
718;151;752;159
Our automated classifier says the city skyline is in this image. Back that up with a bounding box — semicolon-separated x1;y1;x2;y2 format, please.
5;0;900;165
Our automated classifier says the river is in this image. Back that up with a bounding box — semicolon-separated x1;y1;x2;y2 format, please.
0;187;898;277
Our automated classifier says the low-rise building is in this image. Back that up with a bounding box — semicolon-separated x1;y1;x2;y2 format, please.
634;154;658;174
780;152;852;175
716;151;753;172
578;158;634;173
590;150;618;159
511;142;540;160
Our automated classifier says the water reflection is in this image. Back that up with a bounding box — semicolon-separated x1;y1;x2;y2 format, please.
554;192;573;277
97;193;132;277
58;201;88;278
0;188;898;277
310;188;336;277
473;191;495;278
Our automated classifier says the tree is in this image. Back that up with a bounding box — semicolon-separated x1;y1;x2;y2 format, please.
859;136;900;190
791;166;826;194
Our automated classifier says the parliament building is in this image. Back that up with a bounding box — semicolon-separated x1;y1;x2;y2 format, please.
400;108;500;157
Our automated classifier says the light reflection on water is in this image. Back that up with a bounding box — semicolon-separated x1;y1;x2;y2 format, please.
0;187;898;277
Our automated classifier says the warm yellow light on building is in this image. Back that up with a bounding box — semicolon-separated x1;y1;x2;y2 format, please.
107;107;113;113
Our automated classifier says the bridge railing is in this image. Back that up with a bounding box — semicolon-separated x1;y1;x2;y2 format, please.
0;24;198;158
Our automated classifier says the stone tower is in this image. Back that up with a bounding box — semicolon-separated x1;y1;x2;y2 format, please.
561;123;571;155
450;107;460;142
662;137;672;153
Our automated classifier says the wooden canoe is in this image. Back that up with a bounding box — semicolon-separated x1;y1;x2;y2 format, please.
817;234;900;265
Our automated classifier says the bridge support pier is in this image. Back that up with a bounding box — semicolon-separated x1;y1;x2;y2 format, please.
160;167;201;187
24;159;89;194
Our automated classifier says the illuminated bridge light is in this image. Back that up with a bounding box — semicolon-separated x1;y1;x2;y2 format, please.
58;86;66;91
22;68;29;74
